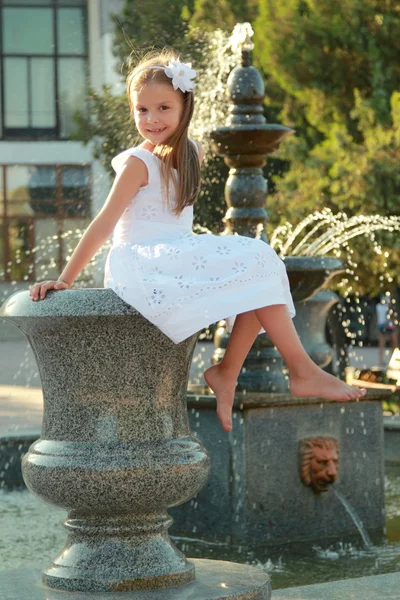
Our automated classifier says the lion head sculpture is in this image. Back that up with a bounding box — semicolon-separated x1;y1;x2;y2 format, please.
299;437;339;494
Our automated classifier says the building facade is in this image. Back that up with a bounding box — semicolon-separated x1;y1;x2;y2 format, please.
0;0;124;319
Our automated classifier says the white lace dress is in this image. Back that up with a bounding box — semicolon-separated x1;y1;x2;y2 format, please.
104;141;295;344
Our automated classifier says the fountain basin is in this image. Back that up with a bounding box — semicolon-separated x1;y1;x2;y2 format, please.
284;256;344;303
210;125;294;160
1;470;400;591
0;560;271;600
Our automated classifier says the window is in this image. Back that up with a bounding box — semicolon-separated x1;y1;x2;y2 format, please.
0;0;88;140
0;163;91;281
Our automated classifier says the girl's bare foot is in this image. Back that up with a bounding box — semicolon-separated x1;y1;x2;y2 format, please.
204;364;237;432
289;366;367;401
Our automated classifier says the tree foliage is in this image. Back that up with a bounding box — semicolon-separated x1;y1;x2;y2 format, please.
254;1;400;132
253;0;400;294
112;0;193;70
73;86;136;177
190;0;257;30
190;0;236;30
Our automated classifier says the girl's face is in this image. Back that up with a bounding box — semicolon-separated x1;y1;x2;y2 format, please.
133;82;183;146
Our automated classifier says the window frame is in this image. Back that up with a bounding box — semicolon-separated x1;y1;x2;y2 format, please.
0;0;88;141
0;161;91;282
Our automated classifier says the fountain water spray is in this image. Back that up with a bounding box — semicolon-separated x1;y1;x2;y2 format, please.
270;208;400;259
333;488;374;550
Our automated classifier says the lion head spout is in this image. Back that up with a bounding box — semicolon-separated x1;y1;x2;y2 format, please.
299;437;339;494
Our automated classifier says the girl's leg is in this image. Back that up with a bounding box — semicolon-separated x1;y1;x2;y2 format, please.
204;309;261;432
205;305;366;432
253;305;366;400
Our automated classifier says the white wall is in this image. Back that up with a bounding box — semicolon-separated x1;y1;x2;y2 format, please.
0;141;93;165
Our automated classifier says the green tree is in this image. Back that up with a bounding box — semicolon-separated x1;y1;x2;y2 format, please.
253;0;400;294
228;0;258;22
254;0;400;133
269;92;400;294
189;0;258;31
112;0;193;71
73;87;136;177
190;0;236;30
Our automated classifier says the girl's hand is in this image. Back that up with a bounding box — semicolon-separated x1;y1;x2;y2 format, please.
29;280;70;301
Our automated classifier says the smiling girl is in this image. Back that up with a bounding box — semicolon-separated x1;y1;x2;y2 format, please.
29;48;366;431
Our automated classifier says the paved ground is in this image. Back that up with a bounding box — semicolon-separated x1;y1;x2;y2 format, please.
0;338;396;437
274;572;400;600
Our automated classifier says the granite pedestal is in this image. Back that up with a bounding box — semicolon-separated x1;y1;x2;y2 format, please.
0;560;271;600
0;289;271;598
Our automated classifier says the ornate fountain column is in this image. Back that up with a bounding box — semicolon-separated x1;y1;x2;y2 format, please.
209;25;343;392
0;289;271;598
210;28;293;241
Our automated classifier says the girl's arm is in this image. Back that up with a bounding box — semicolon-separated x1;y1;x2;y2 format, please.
30;156;147;301
58;156;146;286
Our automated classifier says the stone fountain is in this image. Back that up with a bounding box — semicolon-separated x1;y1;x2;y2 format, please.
0;22;390;597
172;24;386;550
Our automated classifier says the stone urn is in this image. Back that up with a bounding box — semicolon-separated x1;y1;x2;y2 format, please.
1;289;210;592
1;288;271;598
284;257;344;304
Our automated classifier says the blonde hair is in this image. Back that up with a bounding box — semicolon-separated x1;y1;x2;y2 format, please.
126;48;201;216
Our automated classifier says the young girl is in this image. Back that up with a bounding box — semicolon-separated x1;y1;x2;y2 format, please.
29;48;366;432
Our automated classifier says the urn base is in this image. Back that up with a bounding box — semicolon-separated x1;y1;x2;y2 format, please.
41;513;195;592
1;559;272;599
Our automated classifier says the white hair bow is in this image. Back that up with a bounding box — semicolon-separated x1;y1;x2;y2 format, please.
134;60;196;93
164;60;196;93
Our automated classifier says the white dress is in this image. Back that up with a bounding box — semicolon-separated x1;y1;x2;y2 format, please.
104;141;295;344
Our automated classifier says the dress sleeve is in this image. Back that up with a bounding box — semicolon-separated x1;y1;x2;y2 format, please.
111;147;154;175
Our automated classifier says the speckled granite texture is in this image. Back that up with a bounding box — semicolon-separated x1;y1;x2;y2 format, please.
0;559;271;599
0;289;213;592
